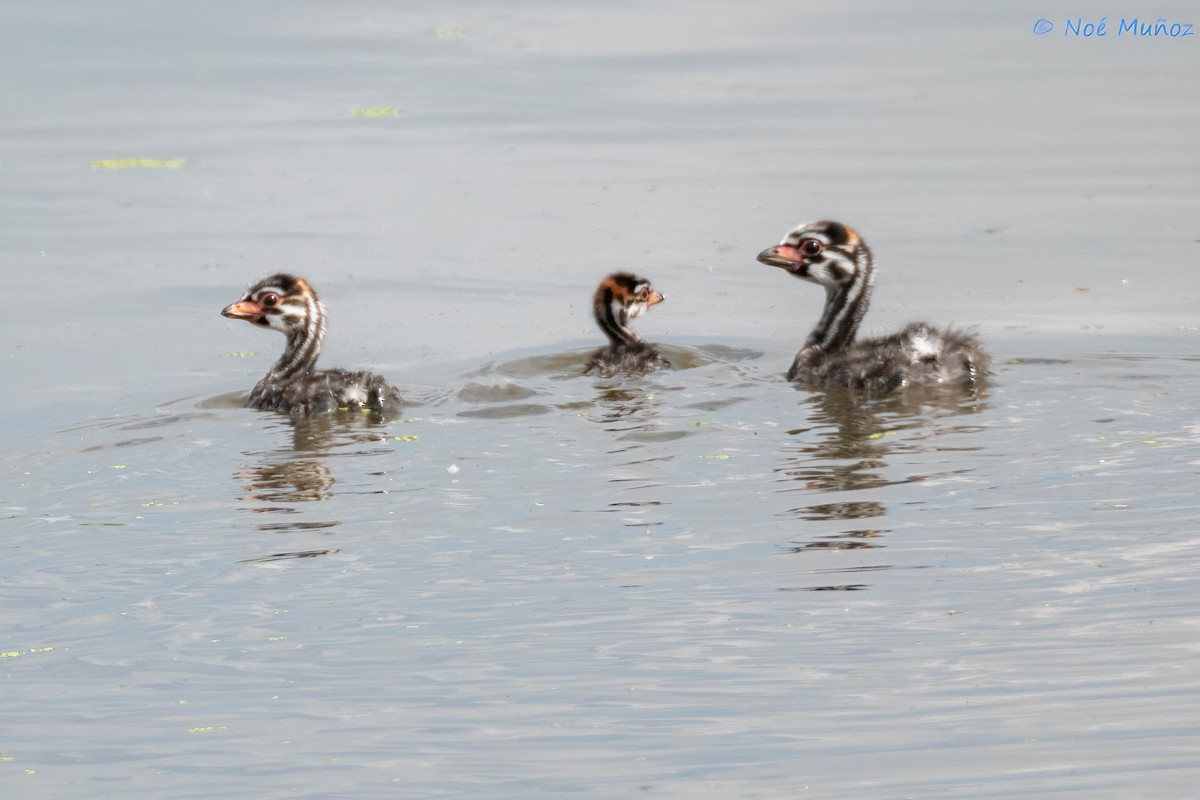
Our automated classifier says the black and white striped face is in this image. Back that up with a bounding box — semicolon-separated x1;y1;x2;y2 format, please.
594;272;664;344
756;220;865;289
221;273;321;334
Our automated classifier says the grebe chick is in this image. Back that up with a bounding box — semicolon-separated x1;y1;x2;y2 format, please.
583;272;671;377
221;273;403;415
757;220;989;392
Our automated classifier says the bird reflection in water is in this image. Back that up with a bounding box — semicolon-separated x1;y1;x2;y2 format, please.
236;414;396;537
785;504;888;554
586;384;676;529
777;384;989;583
590;385;661;429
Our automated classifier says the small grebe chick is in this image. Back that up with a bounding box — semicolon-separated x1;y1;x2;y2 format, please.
757;220;988;392
583;272;670;377
221;273;403;415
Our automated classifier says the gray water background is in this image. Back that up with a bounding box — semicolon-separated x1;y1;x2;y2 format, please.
2;1;1199;797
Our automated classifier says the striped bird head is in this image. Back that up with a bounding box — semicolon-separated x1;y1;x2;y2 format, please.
222;273;323;336
593;272;664;345
756;220;870;290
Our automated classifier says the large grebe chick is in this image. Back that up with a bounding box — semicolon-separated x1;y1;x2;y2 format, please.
757;220;989;392
221;273;403;415
583;272;671;377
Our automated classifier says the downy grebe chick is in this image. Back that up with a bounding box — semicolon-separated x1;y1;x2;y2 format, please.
221;273;403;415
757;220;989;392
583;272;671;377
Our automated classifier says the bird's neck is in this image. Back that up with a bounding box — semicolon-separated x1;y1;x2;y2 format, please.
805;249;874;353
270;304;325;381
597;305;641;348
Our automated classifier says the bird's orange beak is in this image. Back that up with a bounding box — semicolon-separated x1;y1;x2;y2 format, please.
647;290;665;307
222;299;262;321
757;244;805;272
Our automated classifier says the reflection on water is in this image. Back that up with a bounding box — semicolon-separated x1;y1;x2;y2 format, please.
789;501;888;521
239;459;335;505
778;383;991;586
457;342;763;422
236;413;401;535
784;528;887;552
778;386;989;494
482;342;762;382
588;384;673;529
237;549;341;563
589;385;671;435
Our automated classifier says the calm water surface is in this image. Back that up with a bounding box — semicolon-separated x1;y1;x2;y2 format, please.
3;1;1199;797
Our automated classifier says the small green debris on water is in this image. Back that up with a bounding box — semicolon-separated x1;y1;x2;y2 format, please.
0;755;14;762
393;435;419;442
222;352;254;358
109;464;126;470
92;158;186;169
868;430;896;440
687;419;716;427
0;646;53;659
1142;439;1158;445
703;454;731;459
349;107;401;117
186;727;214;734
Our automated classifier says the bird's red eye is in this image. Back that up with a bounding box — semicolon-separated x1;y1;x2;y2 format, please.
260;292;279;307
800;239;823;257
